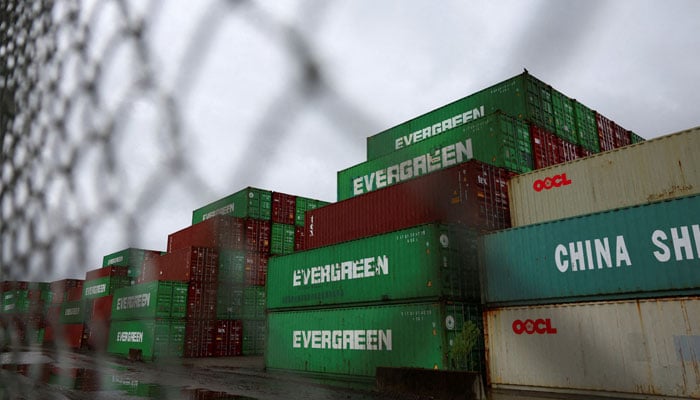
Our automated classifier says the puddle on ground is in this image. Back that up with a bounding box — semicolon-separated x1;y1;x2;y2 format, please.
0;351;257;399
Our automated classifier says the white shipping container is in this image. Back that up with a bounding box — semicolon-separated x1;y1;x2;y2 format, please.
508;126;700;226
485;297;700;398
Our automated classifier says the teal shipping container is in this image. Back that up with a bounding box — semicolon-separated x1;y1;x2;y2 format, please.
480;194;700;306
267;224;480;310
111;281;188;320
266;302;483;378
365;70;554;160
339;112;531;200
191;187;272;224
271;223;296;255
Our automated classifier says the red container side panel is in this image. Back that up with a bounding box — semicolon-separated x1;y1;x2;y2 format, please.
576;145;594;159
294;226;304;252
560;138;579;163
89;295;113;321
168;216;246;253
187;282;218;320
84;319;110;352
45;323;84;349
184;319;216;358
214;319;242;357
305;160;514;250
244;253;268;287
85;266;129;281
49;280;84;304
530;125;564;169
140;247;218;284
245;219;271;254
65;286;83;302
613;124;632;148
596;112;615;152
271;192;296;225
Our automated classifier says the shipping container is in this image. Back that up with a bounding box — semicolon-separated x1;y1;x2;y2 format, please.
59;300;85;325
242;318;266;356
186;281;217;320
295;197;330;226
308;160;513;250
573;101;599;153
271;222;295;255
613;123;632;148
272;192;296;225
111;281;188;320
85;265;129;281
214;319;242;357
84;319;110;352
49;279;83;304
167;216;245;253
340;112;531;201
139;247;218;284
550;88;577;144
630;131;645;144
365;70;554;160
508;127;700;227
484;297;700;399
267;224;480;310
216;286;243;320
266;302;483;378
184;319;216;358
480;194;700;306
218;249;267;287
102;248;163;278
46;323;84;349
529;125;564;169
191;187;272;224
82;275;131;299
86;295;114;322
595;112;616;152
108;319;184;360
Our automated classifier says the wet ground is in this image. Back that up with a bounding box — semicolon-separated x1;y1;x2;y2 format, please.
0;348;623;400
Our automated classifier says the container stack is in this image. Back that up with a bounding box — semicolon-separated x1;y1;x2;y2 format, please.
102;248;163;282
479;127;700;399
0;281;49;347
44;279;84;349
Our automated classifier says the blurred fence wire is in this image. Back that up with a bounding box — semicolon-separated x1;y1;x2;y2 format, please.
1;0;370;282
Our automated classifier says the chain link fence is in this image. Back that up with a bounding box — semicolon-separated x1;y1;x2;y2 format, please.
1;0;373;283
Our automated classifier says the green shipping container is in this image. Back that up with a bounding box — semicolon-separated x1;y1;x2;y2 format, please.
108;319;185;360
480;194;700;307
267;224;479;310
271;223;295;255
83;276;131;299
102;248;163;278
112;281;188;320
217;286;243;319
366;71;553;160
191;187;272;224
630;131;645;144
242;318;266;355
266;302;483;378
339;112;531;200
574;101;600;153
60;300;86;324
295;197;331;226
551;89;577;144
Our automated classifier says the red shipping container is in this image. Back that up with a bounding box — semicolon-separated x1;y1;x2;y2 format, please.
50;279;84;304
530;124;564;169
187;281;217;320
613;124;632;148
88;295;113;321
271;192;296;225
168;216;246;253
65;286;83;302
45;323;84;349
294;226;305;252
139;247;218;284
596;112;615;152
84;320;110;352
243;253;268;286
305;160;513;250
214;319;242;357
245;219;270;254
576;145;594;159
85;266;129;281
184;319;216;358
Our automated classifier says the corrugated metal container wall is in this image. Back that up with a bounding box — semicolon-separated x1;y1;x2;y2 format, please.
484;297;700;399
82;276;131;299
102;248;163;278
529;125;564;169
108;319;184;360
307;160;513;250
271;192;296;225
111;281;188;320
139;247;218;283
59;300;85;324
339;112;531;201
508;127;700;227
550;89;577;144
365;71;554;160
167;216;246;253
270;223;295;255
267;224;480;310
573;101;599;153
595;112;616;152
266;302;484;377
49;279;83;304
480;194;700;306
85;266;129;281
191;187;272;224
295;197;330;227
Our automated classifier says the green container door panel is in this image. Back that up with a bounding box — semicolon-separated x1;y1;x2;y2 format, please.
551;89;577;144
192;187;272;224
271;223;296;255
295;198;330;226
267;224;480;310
266;302;483;377
574;101;600;152
171;283;188;319
480;194;700;306
339;113;531;200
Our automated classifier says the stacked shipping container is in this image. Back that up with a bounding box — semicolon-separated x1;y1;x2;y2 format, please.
479;127;700;398
0;281;49;347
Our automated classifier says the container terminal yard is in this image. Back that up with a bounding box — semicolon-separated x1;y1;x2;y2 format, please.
2;71;699;399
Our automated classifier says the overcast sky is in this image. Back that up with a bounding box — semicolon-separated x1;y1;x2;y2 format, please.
28;0;700;279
